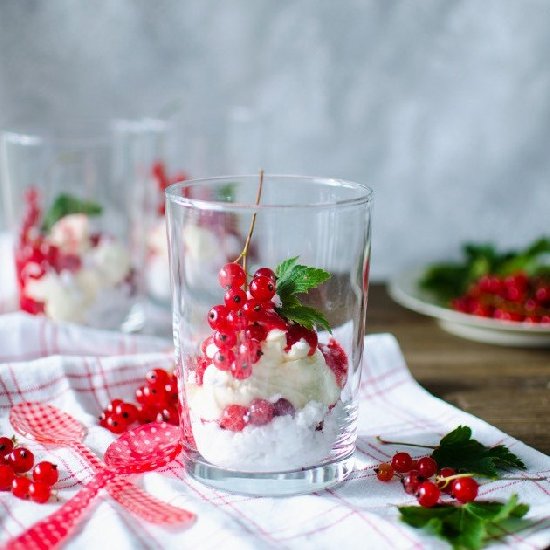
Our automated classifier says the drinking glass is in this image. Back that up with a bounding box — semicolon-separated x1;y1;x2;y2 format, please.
166;174;373;495
0;130;141;330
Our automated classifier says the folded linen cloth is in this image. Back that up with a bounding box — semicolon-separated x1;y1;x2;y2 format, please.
0;313;548;549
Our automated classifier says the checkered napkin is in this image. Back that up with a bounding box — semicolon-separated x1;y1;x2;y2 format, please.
0;313;549;550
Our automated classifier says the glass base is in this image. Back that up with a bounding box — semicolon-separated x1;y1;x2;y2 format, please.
184;451;355;496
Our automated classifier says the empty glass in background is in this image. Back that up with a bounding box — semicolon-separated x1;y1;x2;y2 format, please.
166;174;373;496
0;130;142;331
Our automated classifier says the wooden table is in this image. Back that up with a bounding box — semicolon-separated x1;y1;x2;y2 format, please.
366;283;550;454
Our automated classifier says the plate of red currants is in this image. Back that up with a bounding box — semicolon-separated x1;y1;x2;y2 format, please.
389;239;550;347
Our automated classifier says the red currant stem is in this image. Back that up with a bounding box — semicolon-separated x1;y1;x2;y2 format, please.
436;473;474;488
376;435;436;449
235;169;264;287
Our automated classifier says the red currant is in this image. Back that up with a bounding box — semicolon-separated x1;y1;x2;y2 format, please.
156;406;179;426
230;357;253;379
33;461;58;486
0;436;14;460
218;263;246;289
106;399;123;414
245;324;267;343
136;385;166;408
239;339;263;364
29;481;51;503
273;398;295;417
437;467;456;493
213;330;237;349
417;480;440;507
417;456;438;479
375;463;394;482
106;414;128;434
145;368;170;388
254;267;276;281
213;349;235;371
391;452;413;473
285;324;318;356
8;448;34;474
256;310;287;331
201;335;214;355
219;405;249;432
224;288;247;311
402;470;422;494
114;402;138;424
242;299;274;321
452;477;479;503
0;464;14;490
207;305;230;330
12;476;32;500
226;309;248;330
137;404;158;424
249;275;276;302
248;399;274;426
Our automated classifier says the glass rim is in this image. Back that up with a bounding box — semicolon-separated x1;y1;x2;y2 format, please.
165;174;374;211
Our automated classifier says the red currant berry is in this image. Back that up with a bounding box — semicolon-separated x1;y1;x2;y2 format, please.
207;304;230;330
219;405;249;432
437;467;456;493
273;398;295;417
8;448;34;474
213;349;235;371
375;463;394;482
0;464;14;490
239;339;263;364
156;406;179;426
226;309;248;330
218;263;246;289
137;404;158;424
245;324;267;343
248;399;274;426
391;452;413;473
106;399;123;414
12;476;31;500
33;461;58;486
114;402;138;424
213;330;237;349
145;368;170;388
285;324;318;356
249;275;276;302
106;414;128;434
29;481;51;503
136;385;166;408
242;299;274;321
254;267;276;281
417;480;440;508
256;310;287;331
0;437;14;459
451;477;479;503
402;470;422;494
224;288;247;311
196;357;209;385
163;381;178;404
417;457;438;479
230;357;253;379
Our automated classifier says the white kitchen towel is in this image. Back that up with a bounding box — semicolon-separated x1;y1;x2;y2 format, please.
0;313;548;550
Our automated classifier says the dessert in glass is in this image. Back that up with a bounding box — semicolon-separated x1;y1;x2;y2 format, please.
166;174;373;495
1;131;139;330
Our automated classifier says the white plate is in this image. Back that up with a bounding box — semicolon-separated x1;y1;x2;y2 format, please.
388;267;550;347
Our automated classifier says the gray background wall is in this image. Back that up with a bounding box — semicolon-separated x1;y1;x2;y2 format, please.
1;0;549;279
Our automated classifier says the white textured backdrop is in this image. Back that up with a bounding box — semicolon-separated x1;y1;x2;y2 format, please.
1;0;549;278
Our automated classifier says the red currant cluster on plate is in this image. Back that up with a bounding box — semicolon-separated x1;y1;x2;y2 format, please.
375;452;479;508
0;435;59;503
99;368;179;434
452;273;550;323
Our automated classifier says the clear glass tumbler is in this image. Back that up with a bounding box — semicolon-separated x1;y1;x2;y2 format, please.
166;174;373;495
0;130;141;330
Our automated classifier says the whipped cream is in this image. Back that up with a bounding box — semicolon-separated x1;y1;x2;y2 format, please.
26;239;131;324
187;329;340;421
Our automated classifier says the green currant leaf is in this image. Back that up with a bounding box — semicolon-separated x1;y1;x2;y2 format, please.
431;427;526;479
274;257;332;332
42;193;102;233
399;495;531;550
